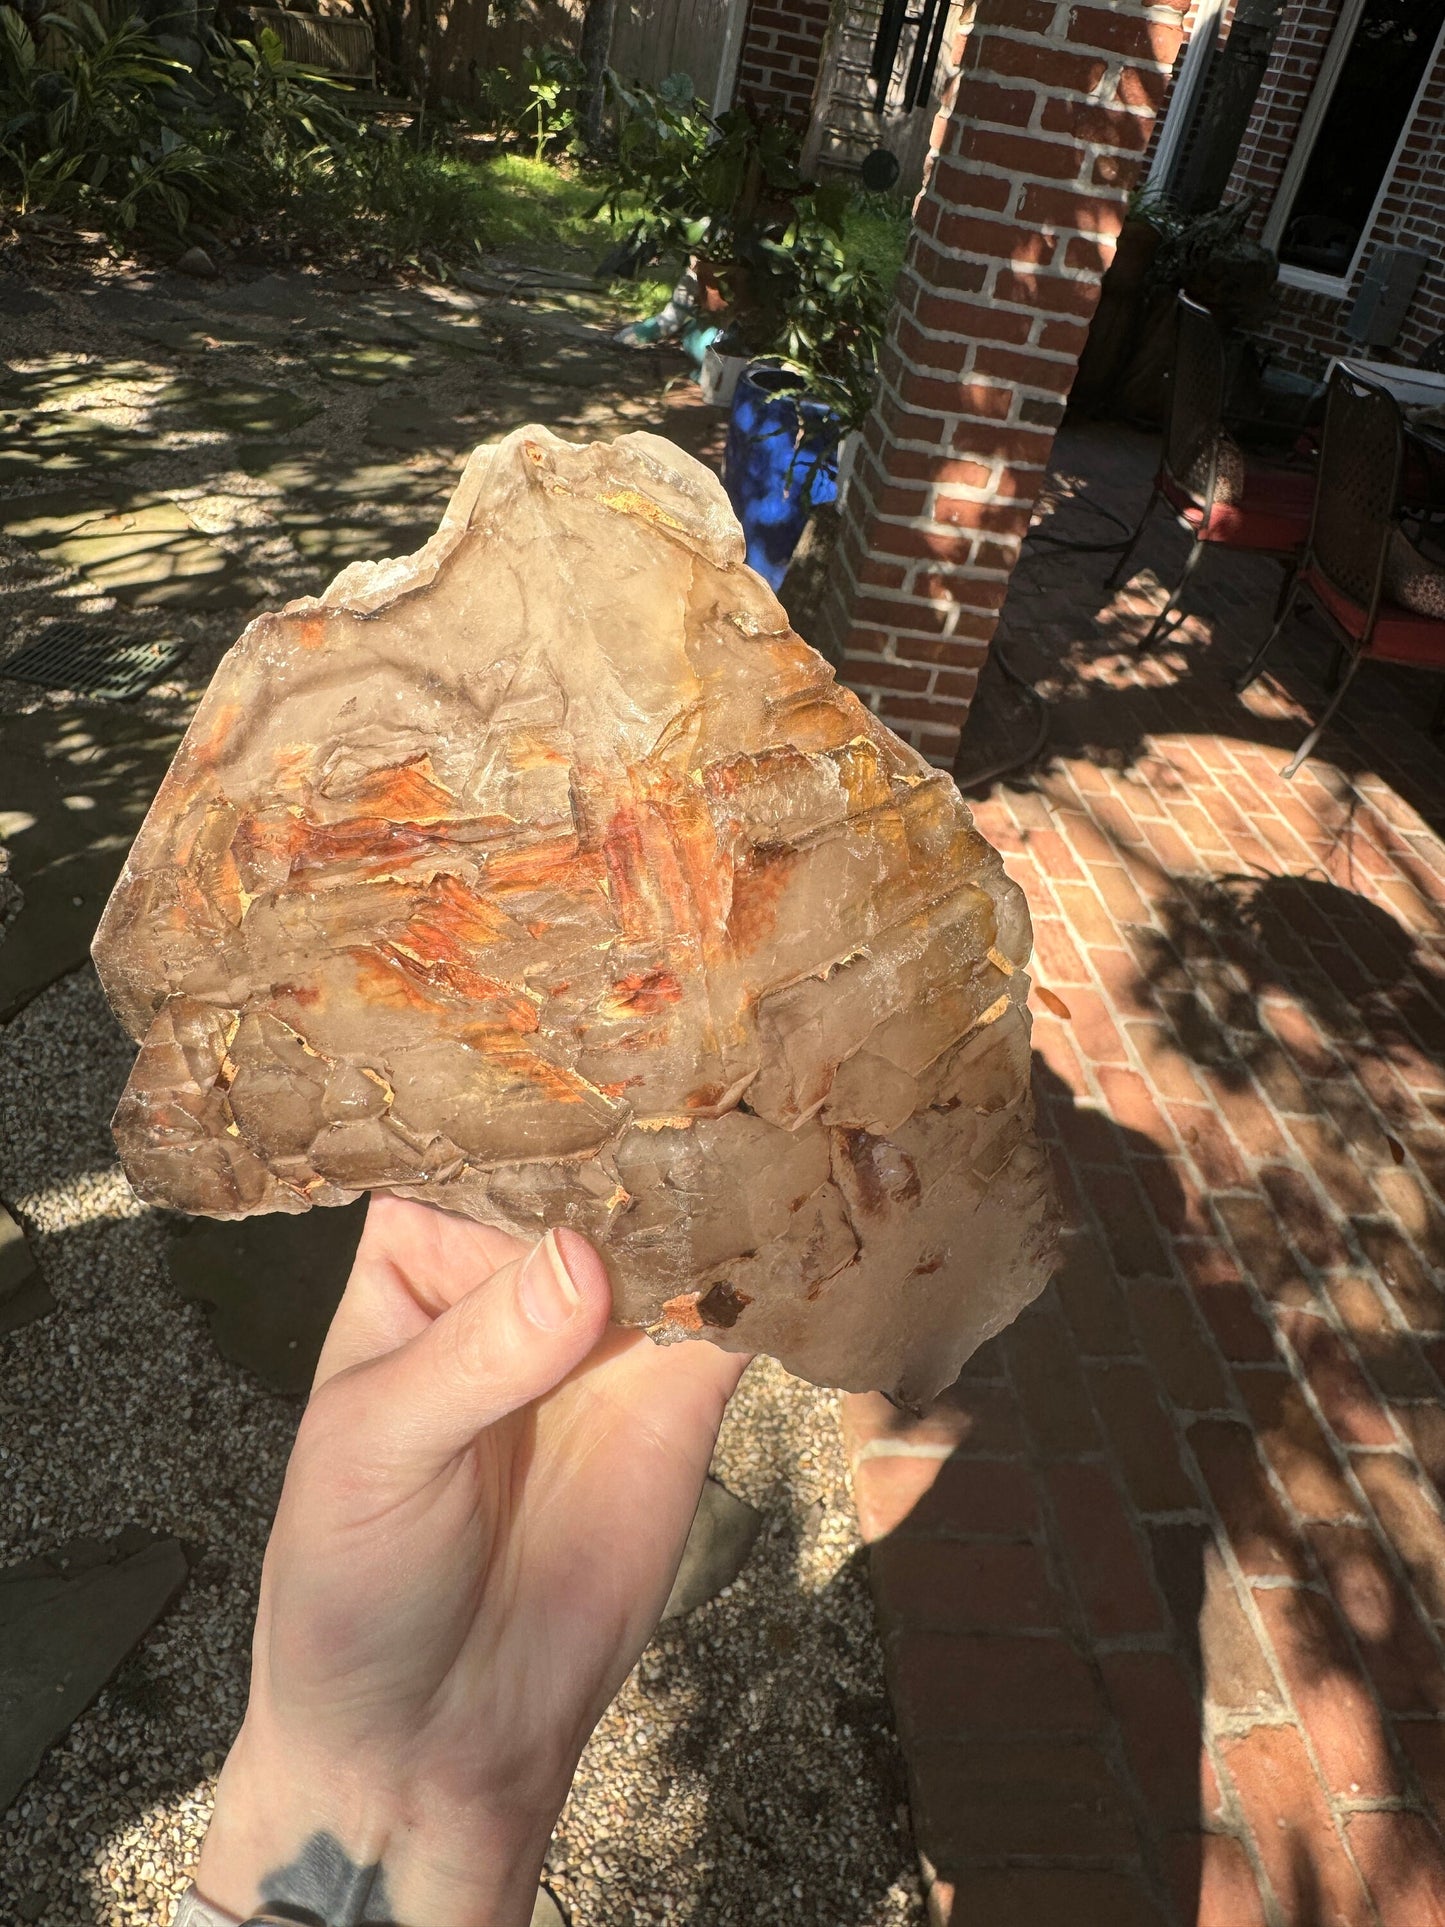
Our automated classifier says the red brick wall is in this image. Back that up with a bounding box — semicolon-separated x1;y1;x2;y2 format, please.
816;0;1187;764
1140;0;1218;171
1225;0;1445;371
734;0;832;122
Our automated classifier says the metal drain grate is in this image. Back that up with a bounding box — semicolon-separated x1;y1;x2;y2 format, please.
0;623;188;700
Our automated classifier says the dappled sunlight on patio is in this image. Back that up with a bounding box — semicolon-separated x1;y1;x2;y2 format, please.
856;416;1445;1925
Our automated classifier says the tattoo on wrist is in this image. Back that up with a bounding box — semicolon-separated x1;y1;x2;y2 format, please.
256;1832;397;1927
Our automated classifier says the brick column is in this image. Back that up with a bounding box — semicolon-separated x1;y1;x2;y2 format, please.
734;0;832;121
817;0;1187;765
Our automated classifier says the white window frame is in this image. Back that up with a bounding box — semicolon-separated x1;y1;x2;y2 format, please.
1148;0;1230;190
1265;0;1445;297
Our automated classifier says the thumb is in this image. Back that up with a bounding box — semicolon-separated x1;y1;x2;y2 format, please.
326;1229;612;1482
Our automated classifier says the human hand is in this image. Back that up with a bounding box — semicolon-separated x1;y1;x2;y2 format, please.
194;1196;747;1927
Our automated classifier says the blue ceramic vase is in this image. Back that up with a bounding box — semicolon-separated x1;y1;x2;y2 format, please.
724;362;841;590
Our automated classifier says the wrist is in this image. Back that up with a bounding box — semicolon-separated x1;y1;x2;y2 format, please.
196;1719;557;1927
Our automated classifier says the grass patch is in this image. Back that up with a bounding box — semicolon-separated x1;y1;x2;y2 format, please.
282;148;673;310
281;144;501;268
466;153;610;257
840;194;912;290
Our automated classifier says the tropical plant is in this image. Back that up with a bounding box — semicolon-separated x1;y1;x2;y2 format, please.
205;25;351;176
516;44;581;160
0;3;359;236
0;2;221;229
765;218;890;436
594;73;805;269
597;75;890;440
482;45;583;161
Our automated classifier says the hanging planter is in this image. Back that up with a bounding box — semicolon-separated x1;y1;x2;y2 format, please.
723;362;841;591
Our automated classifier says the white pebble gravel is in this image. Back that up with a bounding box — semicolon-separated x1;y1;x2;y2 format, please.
0;966;923;1926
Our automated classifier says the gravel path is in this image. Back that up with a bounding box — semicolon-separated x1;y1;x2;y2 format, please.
0;965;922;1927
1;256;922;1927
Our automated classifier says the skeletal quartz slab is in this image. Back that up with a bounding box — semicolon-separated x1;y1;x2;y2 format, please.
93;425;1057;1400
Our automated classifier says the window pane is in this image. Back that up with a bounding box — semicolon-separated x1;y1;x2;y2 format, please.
1279;0;1445;276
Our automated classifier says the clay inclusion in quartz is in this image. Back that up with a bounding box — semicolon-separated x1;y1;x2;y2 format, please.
93;425;1057;1400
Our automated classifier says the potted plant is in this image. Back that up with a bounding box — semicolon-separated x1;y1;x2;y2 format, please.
1074;189;1278;422
592;75;805;313
722;212;888;587
597;76;889;584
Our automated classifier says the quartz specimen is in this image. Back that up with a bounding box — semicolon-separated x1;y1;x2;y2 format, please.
93;425;1057;1401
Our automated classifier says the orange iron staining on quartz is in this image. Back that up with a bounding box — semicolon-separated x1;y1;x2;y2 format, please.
93;425;1057;1400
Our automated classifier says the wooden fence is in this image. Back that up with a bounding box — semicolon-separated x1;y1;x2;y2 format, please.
239;5;375;76
608;0;748;112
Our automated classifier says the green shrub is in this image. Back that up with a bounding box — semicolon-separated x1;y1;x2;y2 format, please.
0;4;360;238
283;137;494;269
490;45;584;163
595;74;895;434
0;2;223;231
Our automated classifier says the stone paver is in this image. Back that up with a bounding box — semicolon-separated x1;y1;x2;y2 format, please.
0;1531;188;1814
661;1476;763;1621
0;1197;49;1336
847;419;1445;1927
166;1198;367;1394
0;706;183;1021
0;1194;48;1333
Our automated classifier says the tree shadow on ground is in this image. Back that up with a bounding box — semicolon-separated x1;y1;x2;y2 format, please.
575;1524;917;1927
1135;869;1445;1371
0;261;721;693
881;1051;1445;1925
968;418;1445;849
0;703;184;1020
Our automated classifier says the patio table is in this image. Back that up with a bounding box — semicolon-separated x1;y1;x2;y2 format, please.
1330;355;1445;408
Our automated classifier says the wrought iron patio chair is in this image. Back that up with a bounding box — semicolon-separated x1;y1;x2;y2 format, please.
1235;366;1445;777
1108;294;1316;653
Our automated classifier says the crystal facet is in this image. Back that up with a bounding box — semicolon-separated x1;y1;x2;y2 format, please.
93;426;1057;1399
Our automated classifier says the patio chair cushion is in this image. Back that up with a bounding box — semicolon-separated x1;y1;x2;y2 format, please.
1162;463;1314;552
1385;527;1445;619
1306;566;1445;669
1214;430;1248;504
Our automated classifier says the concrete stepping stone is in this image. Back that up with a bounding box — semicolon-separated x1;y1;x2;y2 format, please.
0;1202;51;1337
205;273;324;320
86;287;205;327
661;1476;762;1620
167;1198;367;1393
456;262;597;294
531;1885;567;1926
0;395;137;482
1;492;256;611
289;517;434;569
133;318;244;356
527;339;622;389
21;358;160;396
234;448;440;508
233;444;326;487
364;395;468;452
154;379;321;437
0;1531;188;1816
232;453;443;568
0;706;183;1020
310;343;425;386
82;288;276;353
389;312;496;355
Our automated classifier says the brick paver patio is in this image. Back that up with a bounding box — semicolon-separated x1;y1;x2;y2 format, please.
845;418;1445;1927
